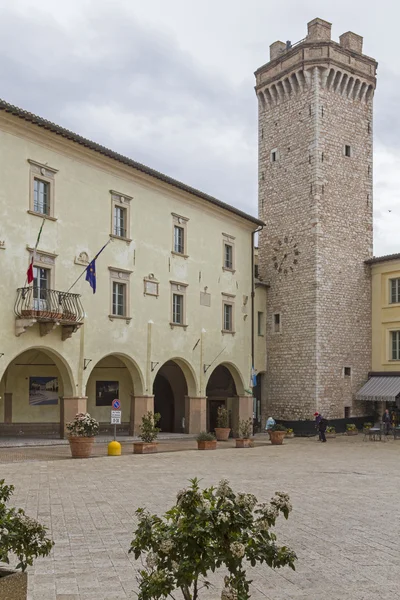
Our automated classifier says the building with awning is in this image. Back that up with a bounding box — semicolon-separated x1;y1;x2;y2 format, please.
356;376;400;404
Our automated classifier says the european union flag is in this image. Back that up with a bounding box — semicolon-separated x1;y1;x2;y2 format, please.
86;259;96;293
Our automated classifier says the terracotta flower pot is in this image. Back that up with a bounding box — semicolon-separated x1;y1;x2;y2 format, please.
133;442;158;454
346;430;358;436
215;427;231;441
268;430;286;445
0;568;27;600
197;440;217;450
68;436;95;458
235;438;251;448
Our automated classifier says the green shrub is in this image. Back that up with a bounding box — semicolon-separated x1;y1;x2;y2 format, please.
216;406;229;428
363;422;372;430
271;423;287;432
238;418;253;439
196;431;216;442
0;479;54;572
140;412;161;443
326;426;336;433
346;423;357;431
129;478;296;600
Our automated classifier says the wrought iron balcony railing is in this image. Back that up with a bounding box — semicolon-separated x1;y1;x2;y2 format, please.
15;287;85;323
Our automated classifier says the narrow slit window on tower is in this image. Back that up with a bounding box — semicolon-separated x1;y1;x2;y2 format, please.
270;149;278;163
344;407;350;419
344;145;351;158
344;367;351;377
273;313;281;333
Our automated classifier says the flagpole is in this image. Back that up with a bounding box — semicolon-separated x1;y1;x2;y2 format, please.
24;218;46;288
67;239;112;293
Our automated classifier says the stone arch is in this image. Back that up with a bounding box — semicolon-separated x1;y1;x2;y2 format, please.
290;73;299;94
264;88;273;106
0;346;75;436
152;357;198;433
352;79;361;100
84;353;144;432
365;84;374;103
326;68;336;90
340;74;348;95
332;70;343;92
258;92;266;110
205;362;249;435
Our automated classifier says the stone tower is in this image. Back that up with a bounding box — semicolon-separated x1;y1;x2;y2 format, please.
255;18;377;423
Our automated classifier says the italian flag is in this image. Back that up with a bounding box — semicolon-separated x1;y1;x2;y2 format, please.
27;219;45;284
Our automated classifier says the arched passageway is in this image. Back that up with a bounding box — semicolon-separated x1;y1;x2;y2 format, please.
0;347;74;437
85;353;144;434
206;365;237;432
205;362;251;436
153;360;189;433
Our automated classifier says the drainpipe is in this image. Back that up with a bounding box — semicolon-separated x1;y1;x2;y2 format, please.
251;226;264;376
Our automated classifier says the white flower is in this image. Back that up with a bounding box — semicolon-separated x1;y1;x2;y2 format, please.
255;518;269;532
171;561;179;571
237;493;257;511
203;499;211;510
217;512;229;524
216;479;231;497
146;552;158;569
229;542;245;558
221;587;238;600
159;539;174;554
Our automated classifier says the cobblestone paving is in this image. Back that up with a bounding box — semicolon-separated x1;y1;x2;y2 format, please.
1;436;400;600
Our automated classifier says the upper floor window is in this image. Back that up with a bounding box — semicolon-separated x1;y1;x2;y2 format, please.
273;313;281;333
110;191;132;241
170;281;188;327
390;279;400;304
344;145;352;158
222;293;235;334
270;148;278;163
391;331;400;360
172;213;189;257
109;267;132;322
34;179;50;215
28;159;57;219
174;225;184;254
222;233;235;272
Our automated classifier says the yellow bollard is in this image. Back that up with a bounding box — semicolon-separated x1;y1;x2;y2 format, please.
108;441;122;456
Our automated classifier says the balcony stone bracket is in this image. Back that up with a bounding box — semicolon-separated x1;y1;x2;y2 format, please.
39;321;60;337
61;323;82;341
15;318;37;337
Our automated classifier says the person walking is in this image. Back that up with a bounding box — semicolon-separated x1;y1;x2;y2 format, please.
383;408;391;436
314;412;327;442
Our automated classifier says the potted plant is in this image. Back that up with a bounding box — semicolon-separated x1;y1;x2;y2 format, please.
235;418;253;448
0;479;54;600
66;412;99;458
268;423;287;445
346;423;358;436
214;405;231;441
363;422;373;433
129;477;296;600
196;431;217;450
285;428;294;438
133;412;161;454
326;426;336;439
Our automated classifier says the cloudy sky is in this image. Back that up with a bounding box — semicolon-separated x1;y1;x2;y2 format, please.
1;0;399;255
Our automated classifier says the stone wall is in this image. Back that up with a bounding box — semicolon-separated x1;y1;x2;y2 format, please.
255;21;376;423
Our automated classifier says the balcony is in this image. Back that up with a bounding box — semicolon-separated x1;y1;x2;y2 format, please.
14;287;84;339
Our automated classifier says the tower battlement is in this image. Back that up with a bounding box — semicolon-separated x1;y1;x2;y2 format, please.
255;18;377;109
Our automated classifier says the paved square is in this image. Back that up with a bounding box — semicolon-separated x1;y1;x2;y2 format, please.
1;436;400;600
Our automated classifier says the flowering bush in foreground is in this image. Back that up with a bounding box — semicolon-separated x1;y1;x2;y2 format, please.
129;478;296;600
66;412;99;437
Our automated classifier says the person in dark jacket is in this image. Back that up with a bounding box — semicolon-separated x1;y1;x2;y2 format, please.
314;412;327;442
383;408;391;436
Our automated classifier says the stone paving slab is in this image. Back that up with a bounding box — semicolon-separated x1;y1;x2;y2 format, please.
1;435;400;599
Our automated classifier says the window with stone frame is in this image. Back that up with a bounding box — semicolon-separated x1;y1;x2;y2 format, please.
28;159;58;219
222;233;235;272
257;311;264;336
273;313;281;333
170;281;188;327
110;191;132;241
390;278;400;304
391;331;400;360
109;267;132;321
172;213;189;256
221;293;235;333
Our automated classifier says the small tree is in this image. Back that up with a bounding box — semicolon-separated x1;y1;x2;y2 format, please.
0;479;54;572
238;418;253;439
129;478;296;600
139;412;161;443
216;406;229;428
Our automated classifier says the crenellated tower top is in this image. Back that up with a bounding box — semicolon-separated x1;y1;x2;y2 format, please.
255;17;377;107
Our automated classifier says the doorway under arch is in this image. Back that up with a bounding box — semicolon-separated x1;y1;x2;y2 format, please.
85;353;144;434
206;364;238;433
0;347;74;436
153;360;193;433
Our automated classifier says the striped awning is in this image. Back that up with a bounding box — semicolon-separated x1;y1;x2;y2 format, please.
356;377;400;402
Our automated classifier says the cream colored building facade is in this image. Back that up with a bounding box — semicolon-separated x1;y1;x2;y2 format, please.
0;100;264;437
